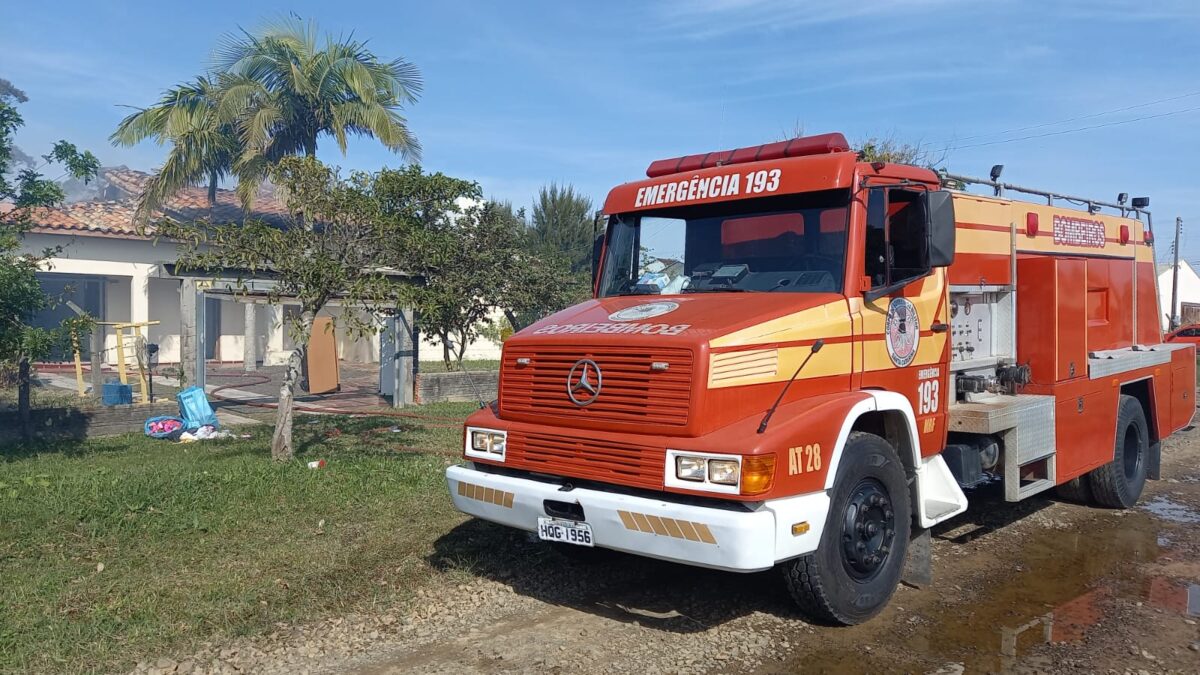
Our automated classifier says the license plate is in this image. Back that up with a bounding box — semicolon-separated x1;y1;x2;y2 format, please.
537;517;594;547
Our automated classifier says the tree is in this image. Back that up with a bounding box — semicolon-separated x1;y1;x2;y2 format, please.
1;89;98;437
855;135;944;167
110;76;242;222
214;17;423;206
528;183;595;274
369;171;584;369
154;156;408;460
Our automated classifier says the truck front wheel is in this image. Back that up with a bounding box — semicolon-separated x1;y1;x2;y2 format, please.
780;431;911;625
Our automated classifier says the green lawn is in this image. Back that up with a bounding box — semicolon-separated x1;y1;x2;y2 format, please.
0;405;478;674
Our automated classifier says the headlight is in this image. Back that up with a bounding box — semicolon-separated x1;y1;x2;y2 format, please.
707;459;739;485
675;455;707;482
466;428;506;460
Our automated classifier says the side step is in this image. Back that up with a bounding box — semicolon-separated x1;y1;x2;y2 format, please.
915;454;968;527
948;394;1057;502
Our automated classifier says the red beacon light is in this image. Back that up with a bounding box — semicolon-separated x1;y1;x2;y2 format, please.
645;132;851;178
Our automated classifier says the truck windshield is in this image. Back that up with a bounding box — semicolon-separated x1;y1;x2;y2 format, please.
598;189;850;296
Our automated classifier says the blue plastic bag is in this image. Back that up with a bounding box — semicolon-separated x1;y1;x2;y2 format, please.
177;386;219;430
144;415;185;440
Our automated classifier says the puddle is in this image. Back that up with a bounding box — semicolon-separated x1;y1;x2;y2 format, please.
757;506;1198;674
1141;496;1200;524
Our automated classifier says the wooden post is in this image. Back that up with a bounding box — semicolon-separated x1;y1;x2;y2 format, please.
18;356;31;439
114;326;128;385
180;278;199;389
72;334;86;397
90;323;104;396
394;308;415;407
243;302;258;372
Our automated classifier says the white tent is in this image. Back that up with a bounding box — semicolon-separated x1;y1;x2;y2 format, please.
1156;261;1200;329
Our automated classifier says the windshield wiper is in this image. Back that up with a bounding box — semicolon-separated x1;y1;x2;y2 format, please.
682;287;754;293
617;288;660;296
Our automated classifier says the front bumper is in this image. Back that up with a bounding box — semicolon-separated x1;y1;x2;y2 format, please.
446;463;830;572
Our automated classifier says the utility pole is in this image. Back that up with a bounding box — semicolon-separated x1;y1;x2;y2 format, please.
1170;216;1182;330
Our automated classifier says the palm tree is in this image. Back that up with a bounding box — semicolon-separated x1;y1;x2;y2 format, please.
110;76;241;222
213;18;422;206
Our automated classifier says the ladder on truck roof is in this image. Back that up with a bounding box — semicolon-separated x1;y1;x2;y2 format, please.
941;171;1153;231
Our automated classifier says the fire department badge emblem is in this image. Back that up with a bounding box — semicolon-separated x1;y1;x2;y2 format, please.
884;297;920;368
608;301;679;322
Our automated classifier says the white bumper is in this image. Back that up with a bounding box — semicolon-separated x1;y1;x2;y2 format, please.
446;463;830;572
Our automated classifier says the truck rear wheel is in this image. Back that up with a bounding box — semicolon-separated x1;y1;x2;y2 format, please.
1087;394;1149;508
1055;475;1093;504
780;431;911;625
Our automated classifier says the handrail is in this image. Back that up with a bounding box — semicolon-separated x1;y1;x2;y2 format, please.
940;172;1150;221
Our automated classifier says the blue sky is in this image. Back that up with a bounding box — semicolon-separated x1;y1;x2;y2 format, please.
4;1;1199;261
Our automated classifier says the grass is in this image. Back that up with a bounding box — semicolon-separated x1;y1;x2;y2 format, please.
0;404;479;674
0;384;83;412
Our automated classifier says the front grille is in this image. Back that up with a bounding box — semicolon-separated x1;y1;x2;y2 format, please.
500;345;694;427
506;430;664;489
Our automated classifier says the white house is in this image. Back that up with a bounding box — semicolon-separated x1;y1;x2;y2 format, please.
17;167;501;368
1156;261;1200;330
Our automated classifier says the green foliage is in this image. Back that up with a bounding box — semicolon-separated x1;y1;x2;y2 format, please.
529;182;595;274
156;156;408;343
368;172;587;368
214;16;423;206
113;17;422;213
155;156;416;458
0;94;98;367
855;135;944;168
110;76;240;222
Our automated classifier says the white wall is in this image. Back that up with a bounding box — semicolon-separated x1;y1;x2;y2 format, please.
148;277;182;363
25;231;506;366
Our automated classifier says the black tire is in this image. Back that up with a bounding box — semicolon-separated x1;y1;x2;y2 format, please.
780;431;911;625
1055;475;1093;504
1087;395;1149;508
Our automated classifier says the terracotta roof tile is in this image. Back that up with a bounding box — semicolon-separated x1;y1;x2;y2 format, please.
19;167;289;239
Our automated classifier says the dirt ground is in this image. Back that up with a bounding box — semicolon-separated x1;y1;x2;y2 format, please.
133;427;1200;675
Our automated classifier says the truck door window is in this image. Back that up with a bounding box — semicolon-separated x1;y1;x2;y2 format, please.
865;187;931;289
598;190;850;296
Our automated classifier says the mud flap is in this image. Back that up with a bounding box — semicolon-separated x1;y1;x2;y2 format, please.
1147;441;1161;480
901;527;932;589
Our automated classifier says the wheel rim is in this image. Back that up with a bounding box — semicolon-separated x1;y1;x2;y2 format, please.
1121;424;1142;481
840;478;896;582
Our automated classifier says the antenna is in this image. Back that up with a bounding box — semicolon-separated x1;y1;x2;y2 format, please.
757;339;824;434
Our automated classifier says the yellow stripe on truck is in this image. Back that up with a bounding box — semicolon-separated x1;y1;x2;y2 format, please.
618;510;718;545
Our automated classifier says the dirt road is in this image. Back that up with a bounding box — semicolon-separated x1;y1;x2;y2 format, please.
144;429;1200;675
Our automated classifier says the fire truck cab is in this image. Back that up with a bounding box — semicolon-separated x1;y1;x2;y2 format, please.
447;132;1195;625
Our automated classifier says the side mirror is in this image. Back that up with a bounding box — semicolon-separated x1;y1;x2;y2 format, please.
591;233;605;288
926;190;955;268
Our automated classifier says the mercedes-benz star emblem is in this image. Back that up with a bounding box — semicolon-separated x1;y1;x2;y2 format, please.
566;358;602;406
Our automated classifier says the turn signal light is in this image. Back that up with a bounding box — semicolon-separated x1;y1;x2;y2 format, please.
740;455;776;495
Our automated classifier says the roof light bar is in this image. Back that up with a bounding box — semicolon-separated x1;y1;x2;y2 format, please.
645;132;850;178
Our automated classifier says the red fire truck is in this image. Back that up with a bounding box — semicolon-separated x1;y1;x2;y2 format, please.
447;132;1195;624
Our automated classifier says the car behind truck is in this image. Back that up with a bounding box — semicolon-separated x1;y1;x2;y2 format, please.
447;132;1195;625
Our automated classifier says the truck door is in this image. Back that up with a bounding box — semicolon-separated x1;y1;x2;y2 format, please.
855;187;951;457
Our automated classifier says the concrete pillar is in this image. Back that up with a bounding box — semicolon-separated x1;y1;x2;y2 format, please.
393;308;415;407
264;304;289;366
130;267;150;324
243;302;258;371
179;278;205;389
